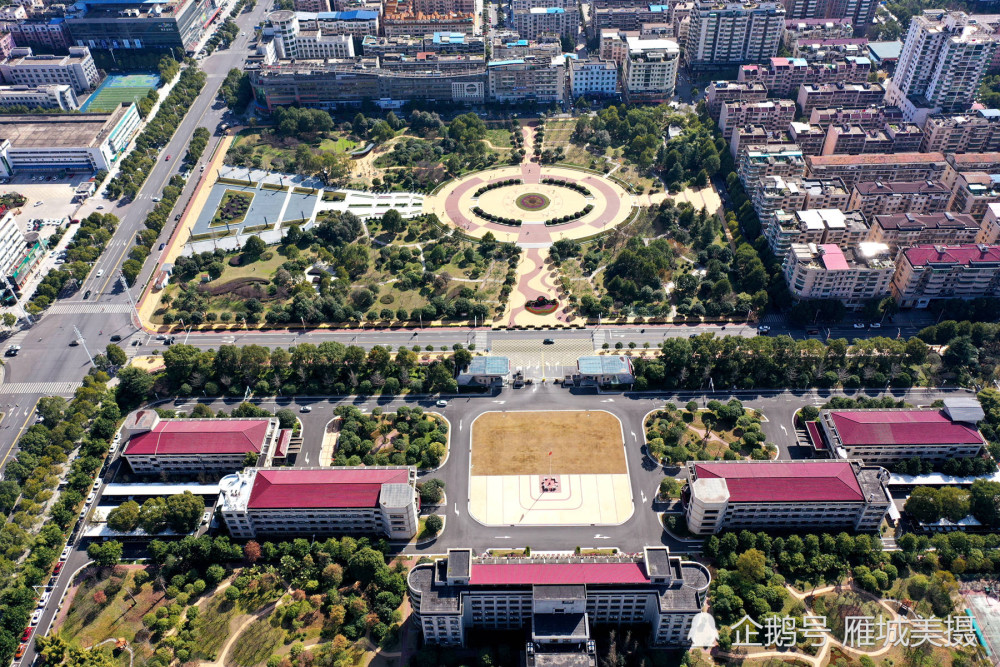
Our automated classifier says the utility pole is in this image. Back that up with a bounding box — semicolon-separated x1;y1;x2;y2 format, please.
118;271;140;328
73;325;95;366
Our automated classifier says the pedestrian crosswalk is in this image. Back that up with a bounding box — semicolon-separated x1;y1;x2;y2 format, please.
474;331;489;351
0;381;79;395
47;303;132;315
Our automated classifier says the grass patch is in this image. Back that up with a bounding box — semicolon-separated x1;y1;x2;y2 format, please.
471;410;626;475
484;129;513;148
227;617;285;667
195;592;243;659
210;190;254;227
322;191;346;201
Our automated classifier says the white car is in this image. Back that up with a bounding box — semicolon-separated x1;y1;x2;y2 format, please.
202;510;212;525
870;322;882;329
30;610;42;626
60;547;71;561
435;400;448;408
96;269;103;278
92;479;101;491
37;592;50;608
86;492;96;504
853;323;865;329
33;201;42;207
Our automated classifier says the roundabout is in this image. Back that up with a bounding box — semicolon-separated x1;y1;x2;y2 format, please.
427;163;635;244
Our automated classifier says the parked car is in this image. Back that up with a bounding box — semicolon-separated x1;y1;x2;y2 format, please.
202;510;212;525
299;406;312;413
83;290;91;300
37;592;50;607
21;628;31;642
60;547;71;561
436;399;448;407
15;644;25;659
110;334;121;342
30;609;42;625
52;562;63;575
86;492;96;504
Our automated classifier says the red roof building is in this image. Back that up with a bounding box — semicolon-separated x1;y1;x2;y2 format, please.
219;466;418;540
818;408;984;465
122;411;281;475
892;244;1000;308
684;459;890;535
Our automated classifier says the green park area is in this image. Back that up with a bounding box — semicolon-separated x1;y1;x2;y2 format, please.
331;405;448;468
211;190;254;227
644;399;769;465
154;211;516;328
44;538;410;667
228;129;358;173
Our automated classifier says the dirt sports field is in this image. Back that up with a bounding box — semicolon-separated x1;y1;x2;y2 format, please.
471;410;626;475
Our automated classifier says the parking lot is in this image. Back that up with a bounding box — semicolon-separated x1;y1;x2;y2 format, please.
0;175;95;240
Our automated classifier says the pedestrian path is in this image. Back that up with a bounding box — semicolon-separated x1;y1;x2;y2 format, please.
47;303;133;315
0;381;79;395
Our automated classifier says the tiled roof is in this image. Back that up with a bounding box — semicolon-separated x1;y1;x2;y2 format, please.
819;244;848;270
903;244;1000;267
807;152;945;166
124;420;271;457
693;461;864;502
873;212;977;230
830;410;985;446
853;180;949;195
469;562;649;585
805;421;827;450
247;468;410;509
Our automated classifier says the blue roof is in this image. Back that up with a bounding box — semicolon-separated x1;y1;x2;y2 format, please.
433;32;466;43
980;109;1000;118
577;356;633;375
648;4;669;11
320;10;377;19
505;39;529;46
867;40;903;60
464;356;510;376
489;59;525;66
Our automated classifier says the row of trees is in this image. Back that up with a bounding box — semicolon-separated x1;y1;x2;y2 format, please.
28;213;119;313
106;64;207;200
0;370;119;665
106;492;205;534
123;171;189;286
905;481;1000;527
333;405;447;468
218;68;252;113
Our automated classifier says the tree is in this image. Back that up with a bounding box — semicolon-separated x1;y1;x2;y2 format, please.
139;497;168;533
107;500;141;532
735;548;766;582
970;479;1000;527
381;208;405;234
424;514;443;535
275;409;296;429
243;235;267;261
904;487;942;524
659;478;680;498
349;547;386;586
165;492;205;532
105;344;127;367
87;540;123;567
36;396;67;425
244;540;261;563
116;366;154;409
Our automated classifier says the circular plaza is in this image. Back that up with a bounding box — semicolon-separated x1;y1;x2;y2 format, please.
426;164;635;244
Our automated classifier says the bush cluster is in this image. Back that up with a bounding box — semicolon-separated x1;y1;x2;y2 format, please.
472;207;521;226
542;178;590;196
474;178;522;197
544;203;593;226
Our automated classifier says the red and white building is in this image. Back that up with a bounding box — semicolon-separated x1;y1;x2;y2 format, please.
891;244;1000;308
218;466;419;540
407;547;710;653
683;460;891;535
812;406;985;466
122;411;285;475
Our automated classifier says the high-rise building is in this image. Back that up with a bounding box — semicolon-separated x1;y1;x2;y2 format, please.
63;0;224;52
0;46;99;94
892;244;1000;308
685;1;784;69
885;11;997;113
622;35;679;103
512;6;580;38
781;0;878;33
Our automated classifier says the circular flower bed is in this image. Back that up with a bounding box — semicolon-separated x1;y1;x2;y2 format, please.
525;296;558;315
516;193;551;211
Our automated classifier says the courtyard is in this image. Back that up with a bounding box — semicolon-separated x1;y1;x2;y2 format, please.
468;410;633;526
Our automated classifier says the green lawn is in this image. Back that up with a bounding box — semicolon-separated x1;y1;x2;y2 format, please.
227;617;285;667
193;591;243;660
228;131;358;170
484;129;513;148
211;190;254;227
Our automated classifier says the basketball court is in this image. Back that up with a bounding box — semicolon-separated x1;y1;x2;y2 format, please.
468;410;633;526
966;593;1000;659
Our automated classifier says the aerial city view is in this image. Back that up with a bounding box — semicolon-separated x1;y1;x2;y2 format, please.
4;0;1000;664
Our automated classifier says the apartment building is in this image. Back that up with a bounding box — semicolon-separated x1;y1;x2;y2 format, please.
0;83;77;109
622;36;679;103
783;17;854;46
248;60;487;110
121;411;284;475
737;144;807;187
492;35;562;59
868;212;980;251
779;0;877;31
683;460;891;535
0;210;27;284
804;152;948;187
295;0;330;11
796;82;885;115
6;19;71;52
0;46;99;94
892;243;1000;307
718;99;795;136
848;180;951;218
820;122;923;155
411;0;476;14
764;208;868;258
949;171;1000;221
219;466;419;540
362;33;486;57
704;80;767;120
591;4;670;30
815;407;985;465
730;124;790;159
383;10;476;36
786;121;825;155
980;203;1000;244
782;241;895;306
943;152;1000;188
751;175;850;225
794;38;869;60
569;58;618;98
737;55;870;97
920;110;1000;153
0;102;140;175
512;6;580;38
63;0;223;52
408;548;711;649
886;11;997;113
685;1;784;69
269;9;379;40
488;56;565;103
809;105;903;129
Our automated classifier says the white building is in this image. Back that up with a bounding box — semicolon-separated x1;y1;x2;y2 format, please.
219;466;419;540
684;460;891;535
0;46;100;94
457;355;510;387
885;11;997;113
266;9;378;43
512;6;580;39
782;241;895;308
408;547;710;650
0;83;78;110
569;58;618;98
488;56;565;103
265;10;356;59
685;1;785;69
121;410;284;474
0;103;141;175
623;36;679;103
0;210;27;280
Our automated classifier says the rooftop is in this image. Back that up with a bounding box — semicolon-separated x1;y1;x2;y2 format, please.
0;105;134;149
873;212;977;230
577;355;633;375
854;180;950;195
462;356;510;376
806;152;945;166
245;467;413;509
691;460;865;502
904;243;1000;267
826;409;984;446
123;418;273;456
